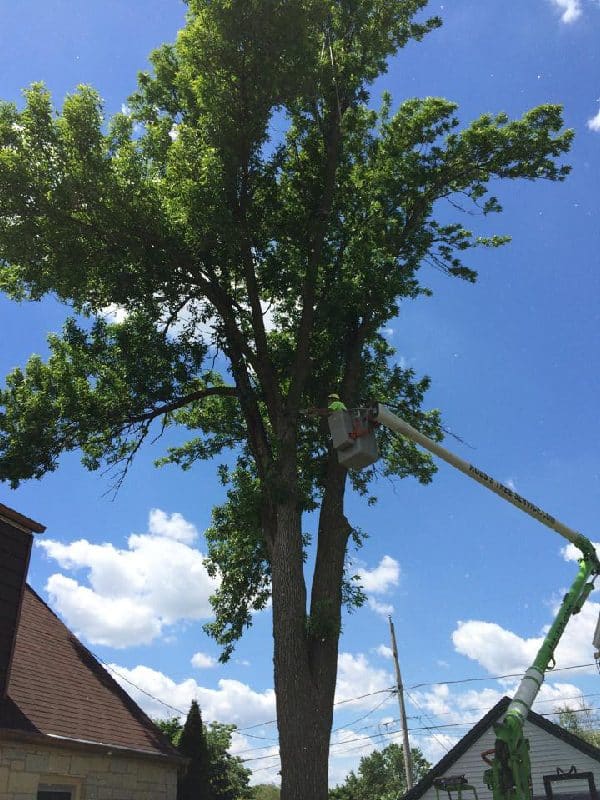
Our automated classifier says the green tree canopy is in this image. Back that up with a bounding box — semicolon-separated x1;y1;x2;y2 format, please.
0;0;573;797
252;785;281;800
329;742;430;800
555;705;600;748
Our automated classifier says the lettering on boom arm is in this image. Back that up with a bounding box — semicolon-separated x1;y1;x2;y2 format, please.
467;465;556;527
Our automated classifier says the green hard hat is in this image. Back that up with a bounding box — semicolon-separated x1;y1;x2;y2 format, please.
328;392;340;399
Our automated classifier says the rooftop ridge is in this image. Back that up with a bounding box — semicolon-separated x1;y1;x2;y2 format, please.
0;502;45;534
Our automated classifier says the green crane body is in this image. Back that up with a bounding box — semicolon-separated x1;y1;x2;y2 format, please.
483;553;598;800
328;402;600;800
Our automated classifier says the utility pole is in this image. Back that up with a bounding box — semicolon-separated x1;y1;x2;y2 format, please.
389;615;413;790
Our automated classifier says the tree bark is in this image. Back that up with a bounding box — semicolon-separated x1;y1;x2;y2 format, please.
271;499;334;800
270;443;349;800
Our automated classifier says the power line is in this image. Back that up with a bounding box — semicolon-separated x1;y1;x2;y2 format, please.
331;690;395;733
408;662;597;691
235;694;396;757
405;691;600;722
242;702;600;763
99;650;599;756
239;688;600;758
235;685;396;733
405;689;452;755
100;652;396;734
100;658;188;717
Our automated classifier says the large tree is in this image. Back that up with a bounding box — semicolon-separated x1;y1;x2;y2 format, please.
0;1;572;797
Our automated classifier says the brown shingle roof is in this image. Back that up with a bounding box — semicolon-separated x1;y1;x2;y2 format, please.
0;585;180;762
0;503;45;534
0;516;35;699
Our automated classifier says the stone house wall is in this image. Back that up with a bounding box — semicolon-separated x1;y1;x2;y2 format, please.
0;738;179;800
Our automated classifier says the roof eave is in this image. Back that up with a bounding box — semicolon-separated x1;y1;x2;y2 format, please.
0;726;186;766
0;503;45;534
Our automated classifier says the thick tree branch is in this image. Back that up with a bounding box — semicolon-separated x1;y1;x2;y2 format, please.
196;270;275;477
124;385;238;426
287;110;342;415
237;165;283;427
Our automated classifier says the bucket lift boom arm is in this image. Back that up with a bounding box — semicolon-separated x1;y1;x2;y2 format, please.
330;403;600;800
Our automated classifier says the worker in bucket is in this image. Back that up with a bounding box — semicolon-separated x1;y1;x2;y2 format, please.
328;393;347;412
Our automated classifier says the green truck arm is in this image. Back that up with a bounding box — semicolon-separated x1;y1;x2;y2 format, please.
483;553;598;800
329;403;600;800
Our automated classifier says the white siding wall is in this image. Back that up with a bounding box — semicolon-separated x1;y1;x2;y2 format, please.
421;717;600;800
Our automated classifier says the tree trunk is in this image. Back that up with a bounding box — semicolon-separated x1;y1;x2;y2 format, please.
270;449;349;800
271;498;335;800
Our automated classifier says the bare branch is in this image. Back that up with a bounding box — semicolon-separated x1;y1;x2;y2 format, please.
124;385;238;426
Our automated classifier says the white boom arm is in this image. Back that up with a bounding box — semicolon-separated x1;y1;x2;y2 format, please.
371;403;597;562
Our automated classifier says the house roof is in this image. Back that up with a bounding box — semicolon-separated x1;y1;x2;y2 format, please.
0;585;181;762
0;513;38;699
404;697;600;800
0;502;181;764
0;503;45;534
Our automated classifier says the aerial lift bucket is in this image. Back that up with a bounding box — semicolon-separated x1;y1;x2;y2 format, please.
327;408;378;469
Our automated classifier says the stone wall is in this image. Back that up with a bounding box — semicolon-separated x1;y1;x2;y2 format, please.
0;738;178;800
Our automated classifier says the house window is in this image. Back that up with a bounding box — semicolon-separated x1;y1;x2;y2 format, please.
37;785;74;800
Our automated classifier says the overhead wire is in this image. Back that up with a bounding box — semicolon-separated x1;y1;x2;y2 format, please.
407;662;597;691
405;689;452;755
238;700;600;762
331;690;395;733
97;651;600;764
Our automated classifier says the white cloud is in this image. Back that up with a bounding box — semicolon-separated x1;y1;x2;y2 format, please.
412;681;585;724
106;662;276;727
39;508;219;648
452;620;542;675
355;555;400;617
452;596;600;677
453;541;600;677
335;652;394;708
588;108;600;132
107;651;584;788
45;575;162;647
562;540;600;563
549;0;582;22
108;651;395;787
375;644;393;659
357;555;400;594
191;651;217;669
368;598;395;616
419;732;461;764
148;508;198;544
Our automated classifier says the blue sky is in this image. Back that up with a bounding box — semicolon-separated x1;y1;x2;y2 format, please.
1;0;600;787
